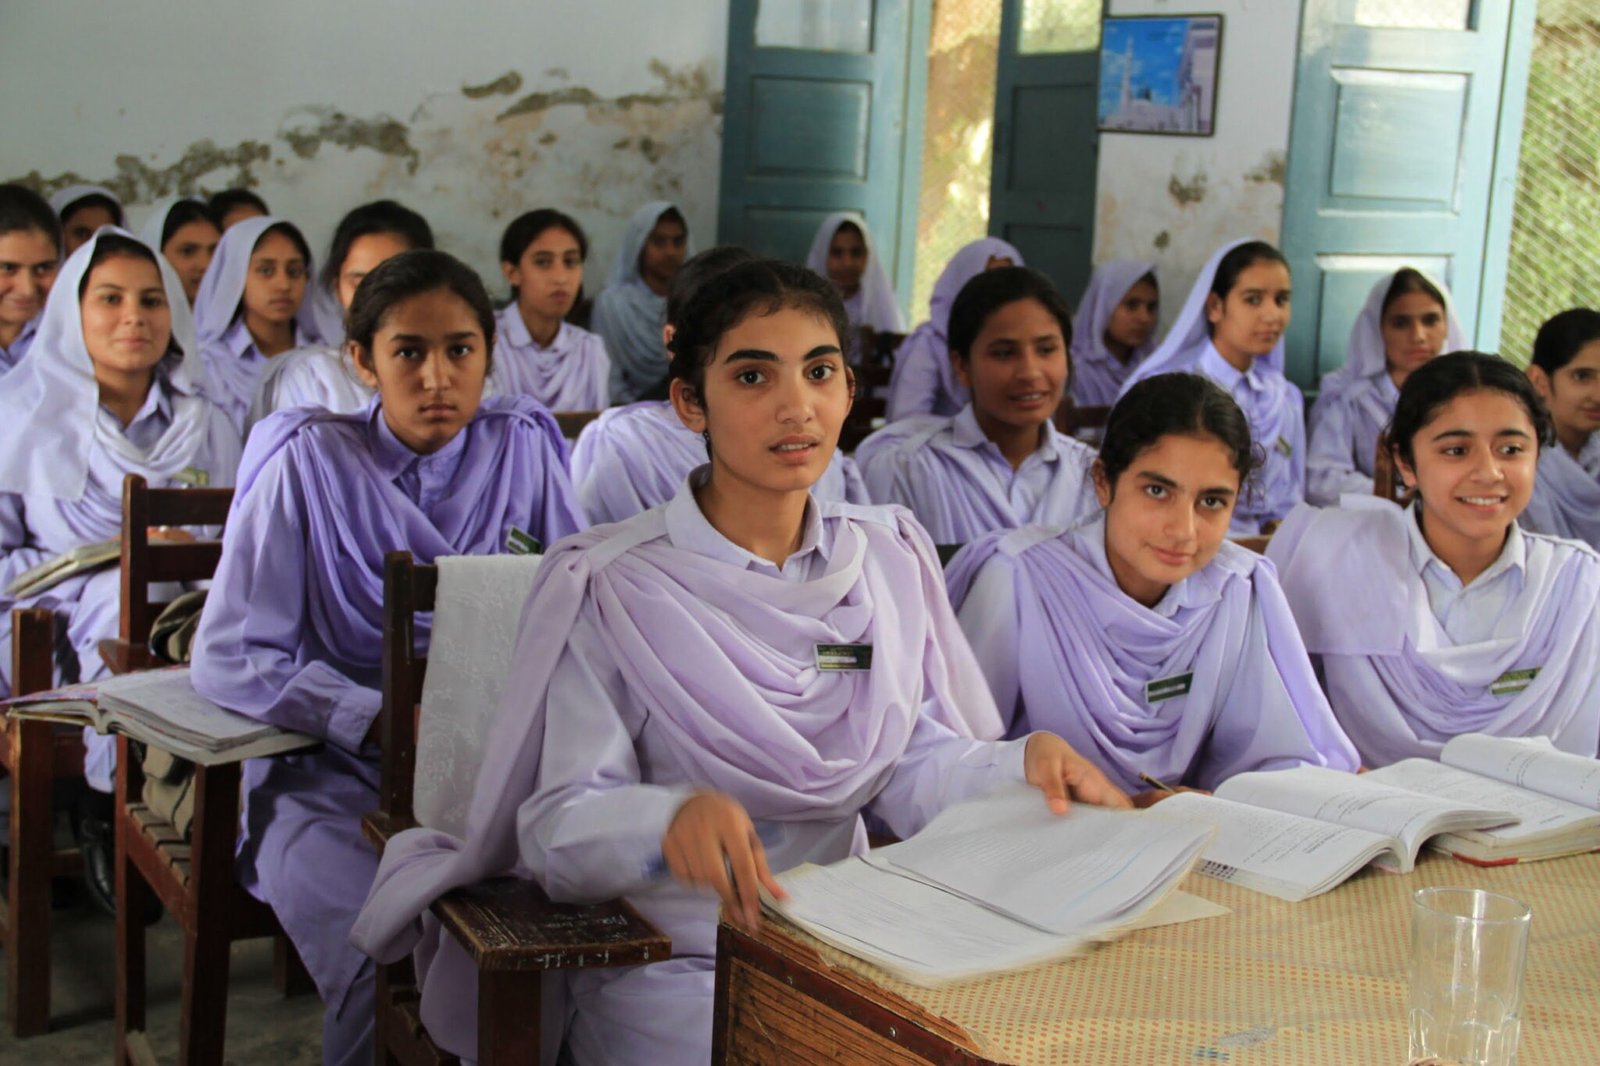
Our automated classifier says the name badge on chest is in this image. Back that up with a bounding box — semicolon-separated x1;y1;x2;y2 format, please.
1489;667;1540;697
505;527;543;556
173;466;210;488
815;643;873;671
1274;436;1293;458
1145;672;1194;704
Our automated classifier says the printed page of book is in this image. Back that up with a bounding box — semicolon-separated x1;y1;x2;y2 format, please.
1441;733;1600;810
1213;766;1517;872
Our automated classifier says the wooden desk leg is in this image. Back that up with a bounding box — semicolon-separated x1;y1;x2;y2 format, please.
7;721;55;1037
179;763;241;1066
114;735;147;1066
478;970;543;1066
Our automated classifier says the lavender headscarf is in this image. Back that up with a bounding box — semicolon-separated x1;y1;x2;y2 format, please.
192;216;323;425
594;201;693;404
0;227;217;501
1069;260;1159;407
1119;239;1285;394
885;237;1024;421
49;184;124;226
1269;498;1600;765
946;518;1357;793
804;212;905;333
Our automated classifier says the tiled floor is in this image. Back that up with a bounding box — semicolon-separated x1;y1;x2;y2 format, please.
0;891;323;1064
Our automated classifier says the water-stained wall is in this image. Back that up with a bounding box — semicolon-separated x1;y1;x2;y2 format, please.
1092;0;1300;326
2;0;729;289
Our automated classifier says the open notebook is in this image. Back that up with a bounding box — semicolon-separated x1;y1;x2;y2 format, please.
767;785;1217;986
3;667;317;765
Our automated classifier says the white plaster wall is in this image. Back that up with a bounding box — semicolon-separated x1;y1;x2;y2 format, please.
1;1;729;292
1093;0;1300;327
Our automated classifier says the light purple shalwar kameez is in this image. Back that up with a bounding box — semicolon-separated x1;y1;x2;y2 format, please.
1522;436;1600;550
246;344;374;430
1119;240;1305;534
1305;271;1465;505
1068;260;1159;408
884;238;1024;422
489;304;611;412
349;477;1027;1064
189;395;584;1066
192;215;322;432
1269;498;1600;766
569;400;868;523
947;514;1357;795
861;404;1098;544
0;314;40;376
0;228;242;788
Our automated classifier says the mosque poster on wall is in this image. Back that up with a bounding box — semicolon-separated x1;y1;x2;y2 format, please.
1097;15;1223;137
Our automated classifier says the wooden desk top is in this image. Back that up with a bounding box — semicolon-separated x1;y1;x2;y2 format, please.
742;852;1600;1065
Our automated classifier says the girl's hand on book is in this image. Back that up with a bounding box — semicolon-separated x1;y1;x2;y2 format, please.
1024;733;1132;814
663;791;786;929
1131;786;1209;809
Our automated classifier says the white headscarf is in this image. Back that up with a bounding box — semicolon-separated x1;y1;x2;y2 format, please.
49;184;124;226
137;196;205;250
596;201;693;402
0;227;211;500
1119;238;1286;396
1317;269;1467;399
804;212;904;332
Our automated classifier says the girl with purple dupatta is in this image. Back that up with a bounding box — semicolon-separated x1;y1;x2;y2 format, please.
192;215;323;432
1069;260;1160;408
0;184;62;374
191;250;584;1066
490;209;611;412
349;258;1129;1066
1270;352;1600;767
947;372;1357;805
1523;309;1600;548
593;201;691;404
885;236;1022;421
1306;268;1464;505
574;246;867;523
249;201;435;430
861;266;1098;544
1120;239;1304;535
0;229;241;907
138;197;220;307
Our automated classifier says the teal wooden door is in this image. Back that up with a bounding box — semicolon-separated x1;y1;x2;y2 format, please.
1281;0;1536;388
718;0;928;308
989;0;1103;304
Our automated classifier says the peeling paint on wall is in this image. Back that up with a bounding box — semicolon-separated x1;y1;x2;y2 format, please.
9;139;273;203
1153;230;1170;251
462;71;523;99
1168;172;1208;206
280;107;421;174
1245;151;1287;186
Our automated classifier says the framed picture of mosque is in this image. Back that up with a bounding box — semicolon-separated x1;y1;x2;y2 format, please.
1096;15;1223;137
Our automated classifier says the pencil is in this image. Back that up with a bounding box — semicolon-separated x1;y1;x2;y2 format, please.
1138;772;1179;794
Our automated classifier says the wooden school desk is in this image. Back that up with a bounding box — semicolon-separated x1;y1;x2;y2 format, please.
713;852;1600;1065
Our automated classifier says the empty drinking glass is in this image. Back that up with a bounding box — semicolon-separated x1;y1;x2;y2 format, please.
1409;887;1532;1066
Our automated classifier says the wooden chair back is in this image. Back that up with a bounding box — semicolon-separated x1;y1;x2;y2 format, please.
369;551;669;1066
110;473;313;1066
554;409;603;441
840;332;904;453
1372;430;1401;502
1;607;83;1036
1056;402;1111;440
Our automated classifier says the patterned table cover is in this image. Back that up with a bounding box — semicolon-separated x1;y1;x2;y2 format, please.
774;851;1600;1064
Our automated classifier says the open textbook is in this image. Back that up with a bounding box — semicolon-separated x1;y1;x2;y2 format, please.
767;785;1217;986
4;538;121;599
1157;764;1519;903
1365;735;1600;865
2;667;317;765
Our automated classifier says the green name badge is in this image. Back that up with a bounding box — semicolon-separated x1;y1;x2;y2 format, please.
815;643;873;671
1146;672;1194;704
505;527;543;556
1275;435;1293;458
1489;667;1540;697
174;466;210;487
